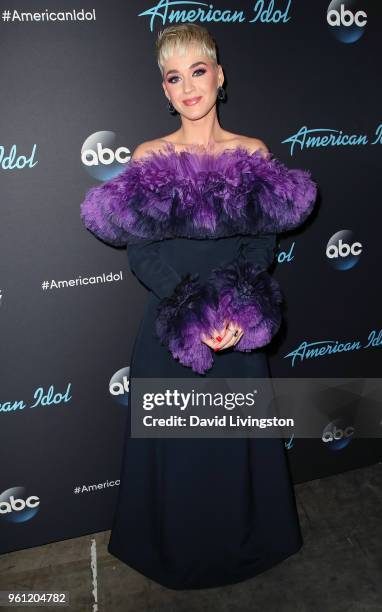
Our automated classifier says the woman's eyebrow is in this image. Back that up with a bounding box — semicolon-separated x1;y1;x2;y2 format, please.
165;61;208;77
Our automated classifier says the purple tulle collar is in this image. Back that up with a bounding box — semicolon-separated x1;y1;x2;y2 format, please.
80;142;318;246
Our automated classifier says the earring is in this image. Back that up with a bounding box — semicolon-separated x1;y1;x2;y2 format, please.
217;85;226;101
167;99;176;114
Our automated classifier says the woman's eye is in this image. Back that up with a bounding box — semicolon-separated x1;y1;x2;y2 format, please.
167;68;206;84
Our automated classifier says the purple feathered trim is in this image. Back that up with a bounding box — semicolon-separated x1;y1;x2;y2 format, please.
251;155;318;233
80;143;318;245
155;274;218;375
80;162;142;246
207;257;284;351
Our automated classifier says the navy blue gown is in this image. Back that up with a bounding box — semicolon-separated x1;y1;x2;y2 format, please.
80;143;317;589
107;235;303;589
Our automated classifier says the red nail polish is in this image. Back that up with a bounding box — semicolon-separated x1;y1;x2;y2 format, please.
217;336;222;342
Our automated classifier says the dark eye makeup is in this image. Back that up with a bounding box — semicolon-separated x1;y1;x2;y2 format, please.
167;68;206;84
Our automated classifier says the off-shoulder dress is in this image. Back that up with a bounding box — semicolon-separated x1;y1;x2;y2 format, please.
80;142;317;589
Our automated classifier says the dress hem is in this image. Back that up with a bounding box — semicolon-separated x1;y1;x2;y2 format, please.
107;540;303;591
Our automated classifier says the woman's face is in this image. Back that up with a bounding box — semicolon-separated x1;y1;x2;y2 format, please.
161;44;223;118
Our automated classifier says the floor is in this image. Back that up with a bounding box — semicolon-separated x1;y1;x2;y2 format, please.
0;462;381;612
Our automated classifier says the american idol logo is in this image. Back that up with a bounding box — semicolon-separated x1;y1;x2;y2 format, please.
277;241;295;264
327;1;368;43
283;122;382;155
0;383;72;413
322;419;355;449
109;367;130;406
81;132;132;181
284;328;382;366
326;230;362;270
0;144;38;170
0;487;40;523
138;0;292;32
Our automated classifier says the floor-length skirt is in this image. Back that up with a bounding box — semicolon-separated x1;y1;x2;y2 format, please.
107;300;303;589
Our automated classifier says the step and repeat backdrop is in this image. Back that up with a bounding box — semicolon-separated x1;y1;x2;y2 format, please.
1;1;381;553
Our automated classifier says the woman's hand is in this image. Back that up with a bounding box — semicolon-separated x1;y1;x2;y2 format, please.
200;322;227;349
201;319;244;351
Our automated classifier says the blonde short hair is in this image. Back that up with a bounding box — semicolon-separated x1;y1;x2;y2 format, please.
156;23;218;77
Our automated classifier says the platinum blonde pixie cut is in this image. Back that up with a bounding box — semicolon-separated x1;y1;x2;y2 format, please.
156;23;218;77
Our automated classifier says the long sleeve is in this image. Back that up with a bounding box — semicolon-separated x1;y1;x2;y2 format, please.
129;240;217;375
127;239;183;300
238;233;278;271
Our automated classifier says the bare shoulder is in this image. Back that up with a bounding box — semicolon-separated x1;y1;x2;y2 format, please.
131;139;166;161
237;135;270;158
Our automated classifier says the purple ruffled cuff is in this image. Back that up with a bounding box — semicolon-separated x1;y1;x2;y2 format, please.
155;274;217;375
207;257;284;351
155;260;284;373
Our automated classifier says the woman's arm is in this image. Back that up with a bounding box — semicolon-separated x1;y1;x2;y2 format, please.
121;142;185;299
238;232;278;272
127;239;182;300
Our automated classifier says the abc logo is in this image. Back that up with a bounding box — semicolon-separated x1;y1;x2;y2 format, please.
81;131;132;181
0;494;40;513
81;142;131;167
0;487;40;523
326;239;362;259
322;425;355;443
327;4;367;27
326;230;362;270
322;419;355;450
327;1;368;43
109;366;130;407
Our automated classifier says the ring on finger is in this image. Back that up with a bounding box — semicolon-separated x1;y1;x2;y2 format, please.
228;327;239;337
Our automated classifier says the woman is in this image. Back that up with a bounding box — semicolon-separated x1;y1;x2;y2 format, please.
80;24;317;589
